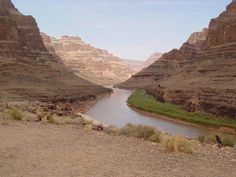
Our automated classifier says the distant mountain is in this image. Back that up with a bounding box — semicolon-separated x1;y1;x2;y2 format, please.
143;52;163;68
121;59;144;72
117;0;236;118
0;0;110;114
41;33;139;85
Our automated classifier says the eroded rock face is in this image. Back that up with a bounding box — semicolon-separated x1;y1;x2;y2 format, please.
202;1;236;50
117;1;236;119
0;0;111;114
187;28;208;47
116;41;201;89
41;33;138;85
157;0;236;118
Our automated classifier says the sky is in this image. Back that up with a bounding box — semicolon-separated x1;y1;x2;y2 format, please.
12;0;232;61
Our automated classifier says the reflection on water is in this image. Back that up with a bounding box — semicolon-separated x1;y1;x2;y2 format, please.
86;88;211;137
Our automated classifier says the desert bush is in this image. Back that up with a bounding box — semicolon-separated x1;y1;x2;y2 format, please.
161;135;193;153
104;125;119;135
148;131;162;143
67;115;79;120
203;134;215;144
119;124;162;142
47;114;56;124
198;135;205;143
84;124;93;131
8;108;23;121
197;134;236;147
221;136;236;147
37;111;46;121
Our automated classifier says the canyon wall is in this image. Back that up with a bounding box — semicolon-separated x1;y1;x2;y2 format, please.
118;0;236;119
41;33;139;85
0;0;111;114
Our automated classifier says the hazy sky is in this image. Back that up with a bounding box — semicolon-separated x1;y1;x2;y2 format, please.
12;0;231;60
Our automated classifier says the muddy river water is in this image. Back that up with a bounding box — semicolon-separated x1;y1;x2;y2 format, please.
86;88;212;138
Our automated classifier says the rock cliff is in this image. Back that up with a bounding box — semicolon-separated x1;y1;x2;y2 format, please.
116;38;202;89
156;0;236;118
0;0;111;114
117;0;236;119
41;33;138;85
187;28;208;47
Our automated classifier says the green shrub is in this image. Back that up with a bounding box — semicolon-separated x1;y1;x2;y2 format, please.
8;108;23;121
161;135;193;153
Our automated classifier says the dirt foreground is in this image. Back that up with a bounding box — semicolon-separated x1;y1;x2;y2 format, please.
0;119;236;177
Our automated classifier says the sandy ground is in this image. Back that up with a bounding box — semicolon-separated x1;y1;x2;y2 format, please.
0;119;236;177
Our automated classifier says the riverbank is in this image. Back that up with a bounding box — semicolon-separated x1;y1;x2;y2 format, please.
78;91;113;114
128;90;236;135
0;118;236;177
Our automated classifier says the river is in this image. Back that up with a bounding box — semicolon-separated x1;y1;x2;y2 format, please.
86;88;211;138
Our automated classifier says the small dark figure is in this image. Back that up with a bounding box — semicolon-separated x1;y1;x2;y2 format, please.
216;135;223;148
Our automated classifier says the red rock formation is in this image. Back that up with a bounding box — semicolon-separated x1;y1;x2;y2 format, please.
116;41;201;89
187;28;208;47
41;33;138;85
118;1;236;118
0;0;111;114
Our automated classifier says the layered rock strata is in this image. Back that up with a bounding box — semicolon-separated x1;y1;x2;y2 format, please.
41;33;138;85
0;0;111;114
118;0;236;119
116;41;202;89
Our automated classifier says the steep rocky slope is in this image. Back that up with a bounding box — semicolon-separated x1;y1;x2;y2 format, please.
187;28;208;47
116;33;204;89
119;0;236;119
0;0;111;114
41;33;138;85
154;0;236;118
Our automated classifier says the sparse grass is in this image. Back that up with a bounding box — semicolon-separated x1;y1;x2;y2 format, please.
198;135;205;143
37;111;46;121
104;125;119;135
64;115;79;120
120;124;162;143
148;131;162;143
7;108;23;121
161;135;193;153
198;134;236;147
128;89;236;130
47;114;57;124
221;136;236;147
